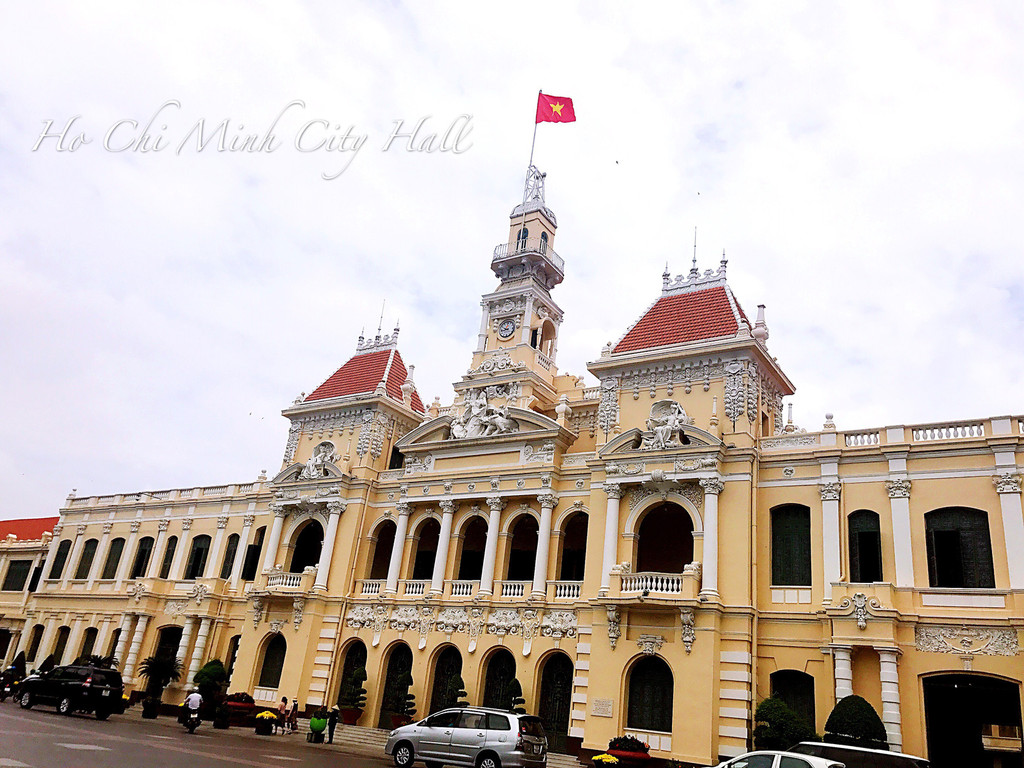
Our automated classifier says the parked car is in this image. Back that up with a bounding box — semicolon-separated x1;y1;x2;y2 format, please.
715;750;845;768
790;742;930;768
385;706;547;768
18;664;125;719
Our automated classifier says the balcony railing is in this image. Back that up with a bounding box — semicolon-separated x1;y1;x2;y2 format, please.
403;580;428;597
267;573;302;589
359;579;384;596
499;581;530;599
449;580;477;598
491;238;564;273
621;571;683;595
551;580;582;600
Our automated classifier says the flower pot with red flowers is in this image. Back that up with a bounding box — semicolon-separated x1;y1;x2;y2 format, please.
606;736;651;767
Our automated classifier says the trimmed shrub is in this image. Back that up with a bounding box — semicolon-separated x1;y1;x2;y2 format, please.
824;694;889;750
753;697;817;749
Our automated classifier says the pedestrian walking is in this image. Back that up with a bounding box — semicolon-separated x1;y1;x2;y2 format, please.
277;697;288;735
288;697;299;733
327;705;339;744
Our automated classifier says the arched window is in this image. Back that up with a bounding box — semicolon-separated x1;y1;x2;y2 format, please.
289;522;323;573
770;669;816;731
772;504;811;586
130;537;154;579
155;626;183;660
107;628;121;658
369;521;396;580
539;231;549;253
337;640;368;708
637;503;693;572
482;649;516;709
184;535;211;580
48;540;72;579
74;539;99;580
516;227;529;250
257;634;287;689
457;518;488;580
220;533;240;579
79;627;98;660
506;516;539;581
627;656;673;732
241;527;265;581
926;507;995;588
559;512;588;581
101;537;125;580
0;630;11;659
52;626;71;664
429;646;464;713
26;624;44;662
159;536;178;579
412;519;440;581
848;510;882;583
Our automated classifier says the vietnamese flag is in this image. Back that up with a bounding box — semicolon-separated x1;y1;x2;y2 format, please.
536;93;576;123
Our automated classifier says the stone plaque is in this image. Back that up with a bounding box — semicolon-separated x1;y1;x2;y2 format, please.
591;698;614;718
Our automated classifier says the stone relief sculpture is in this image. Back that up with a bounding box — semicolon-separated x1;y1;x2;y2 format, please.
299;441;337;479
640;400;692;450
450;389;519;439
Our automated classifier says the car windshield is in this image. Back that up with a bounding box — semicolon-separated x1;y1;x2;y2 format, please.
518;716;545;737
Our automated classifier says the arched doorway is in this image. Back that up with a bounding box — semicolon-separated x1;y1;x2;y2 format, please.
290;521;324;573
257;633;287;689
457;518;488;580
636;503;693;572
412;519;441;581
559;512;588;581
627;656;673;733
369;521;396;580
770;669;816;731
924;673;1022;768
378;643;413;728
506;516;539;581
155;626;183;661
337;640;368;707
539;652;574;754
429;646;464;713
79;627;98;660
482;648;517;709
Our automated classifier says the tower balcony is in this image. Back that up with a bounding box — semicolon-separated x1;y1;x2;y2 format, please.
492;238;564;285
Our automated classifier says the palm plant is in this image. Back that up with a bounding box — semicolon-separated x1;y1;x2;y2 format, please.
137;654;182;717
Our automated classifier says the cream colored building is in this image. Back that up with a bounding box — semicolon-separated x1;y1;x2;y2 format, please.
2;169;1022;767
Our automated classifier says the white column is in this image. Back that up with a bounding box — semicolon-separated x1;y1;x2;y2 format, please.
887;480;914;587
431;500;456;595
385;503;411;594
877;648;903;751
532;494;556;598
40;524;64;583
175;616;197;665
35;618;60;667
820;481;841;603
169;518;194;580
479;497;505;596
230;513;256;589
314;501;346;591
185;617;212;684
147;519;170;579
113;614;134;670
63;616;87;664
122;614;151;680
87;523;114;587
262;505;288;573
61;525;87;587
600;484;623;596
15;619;33;656
115;521;141;585
995;474;1024;588
832;645;854;701
207;512;230;579
699;478;723;598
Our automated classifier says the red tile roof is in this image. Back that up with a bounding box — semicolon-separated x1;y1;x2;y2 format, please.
614;286;744;353
0;516;58;541
306;348;424;413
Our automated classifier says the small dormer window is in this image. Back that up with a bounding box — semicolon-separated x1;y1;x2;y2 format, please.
530;328;539;348
517;227;528;250
540;231;548;253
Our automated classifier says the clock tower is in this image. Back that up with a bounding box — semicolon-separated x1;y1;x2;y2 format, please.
461;166;566;412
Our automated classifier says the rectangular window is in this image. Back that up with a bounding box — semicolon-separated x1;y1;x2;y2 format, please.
852;530;882;583
930;529;965;587
101;538;125;580
1;560;32;591
27;565;42;592
74;539;98;579
159;537;177;579
772;506;812;586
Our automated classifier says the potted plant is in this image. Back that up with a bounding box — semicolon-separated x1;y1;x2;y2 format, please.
193;659;229;716
224;691;256;726
337;664;368;725
507;678;527;714
137;654;182;719
592;755;620;766
254;709;277;735
389;671;416;728
308;707;328;742
213;702;231;729
607;735;651;766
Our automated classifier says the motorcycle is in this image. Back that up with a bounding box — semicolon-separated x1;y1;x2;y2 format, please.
183;709;201;733
0;679;19;703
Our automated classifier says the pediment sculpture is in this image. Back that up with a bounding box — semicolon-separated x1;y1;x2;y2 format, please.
299;441;338;479
449;389;520;440
640;400;693;450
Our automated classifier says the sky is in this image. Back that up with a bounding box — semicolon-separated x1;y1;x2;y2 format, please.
2;2;1024;521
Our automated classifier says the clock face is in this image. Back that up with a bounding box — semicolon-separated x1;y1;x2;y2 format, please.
498;319;516;340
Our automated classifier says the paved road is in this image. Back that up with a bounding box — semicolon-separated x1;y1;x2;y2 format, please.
0;700;393;768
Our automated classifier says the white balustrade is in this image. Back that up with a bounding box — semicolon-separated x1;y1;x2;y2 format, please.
450;580;477;597
203;486;228;496
620;571;683;594
845;431;880;446
359;579;384;595
267;573;303;589
582;387;601;400
552;581;582;599
500;581;529;599
402;580;428;597
912;422;984;441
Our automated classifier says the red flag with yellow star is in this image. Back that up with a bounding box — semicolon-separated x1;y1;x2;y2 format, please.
536;93;576;123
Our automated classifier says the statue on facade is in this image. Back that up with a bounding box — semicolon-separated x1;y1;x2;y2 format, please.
449;390;519;440
299;441;337;479
641;401;691;450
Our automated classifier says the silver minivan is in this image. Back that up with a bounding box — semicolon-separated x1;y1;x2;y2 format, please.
385;706;548;768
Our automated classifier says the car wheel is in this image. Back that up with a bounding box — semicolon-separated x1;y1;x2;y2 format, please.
393;741;415;768
19;691;33;709
476;753;501;768
58;696;74;715
95;709;111;721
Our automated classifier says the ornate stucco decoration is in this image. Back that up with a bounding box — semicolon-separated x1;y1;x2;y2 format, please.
761;434;817;449
416;607;435;650
251;596;264;628
102;522;114;534
269;620;285;634
292;598;305;630
836;592;880;630
346;604;374;629
404;455;434;474
390;606;419;632
723;360;746;426
699;477;724;496
467;352;526;376
675;457;718;472
521;609;542;656
598;377;619;434
640;401;694;450
436;608;469;637
886;479;912;498
356;411;391;460
128;581;147;603
487;609;522;637
819;482;842;502
541;610;577;639
522;442;555;462
450;389;519;440
915;625;1019;656
637;634;665;655
467;607;485;653
680;609;695;653
299;441;338;480
606;462;645;476
994;473;1023;494
189;583;209;606
606;606;621;650
167;600;186;617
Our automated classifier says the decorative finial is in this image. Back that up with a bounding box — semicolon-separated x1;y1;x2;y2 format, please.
720;249;728;273
662;262;670;289
376;300;386;339
752;304;769;343
689;227;699;278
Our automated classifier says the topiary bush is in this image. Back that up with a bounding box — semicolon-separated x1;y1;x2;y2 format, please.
824;694;889;750
507;678;526;714
753;697;817;749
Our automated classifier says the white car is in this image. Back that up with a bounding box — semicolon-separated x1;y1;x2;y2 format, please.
716;750;845;768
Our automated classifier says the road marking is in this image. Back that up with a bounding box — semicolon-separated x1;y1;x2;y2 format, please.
56;744;111;751
263;757;300;762
0;759;31;767
151;735;175;739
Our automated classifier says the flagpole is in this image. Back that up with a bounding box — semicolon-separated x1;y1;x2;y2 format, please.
518;90;542;252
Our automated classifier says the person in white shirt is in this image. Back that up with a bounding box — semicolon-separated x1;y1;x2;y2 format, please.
184;688;203;711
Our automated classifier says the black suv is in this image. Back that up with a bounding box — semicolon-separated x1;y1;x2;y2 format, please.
19;664;124;719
